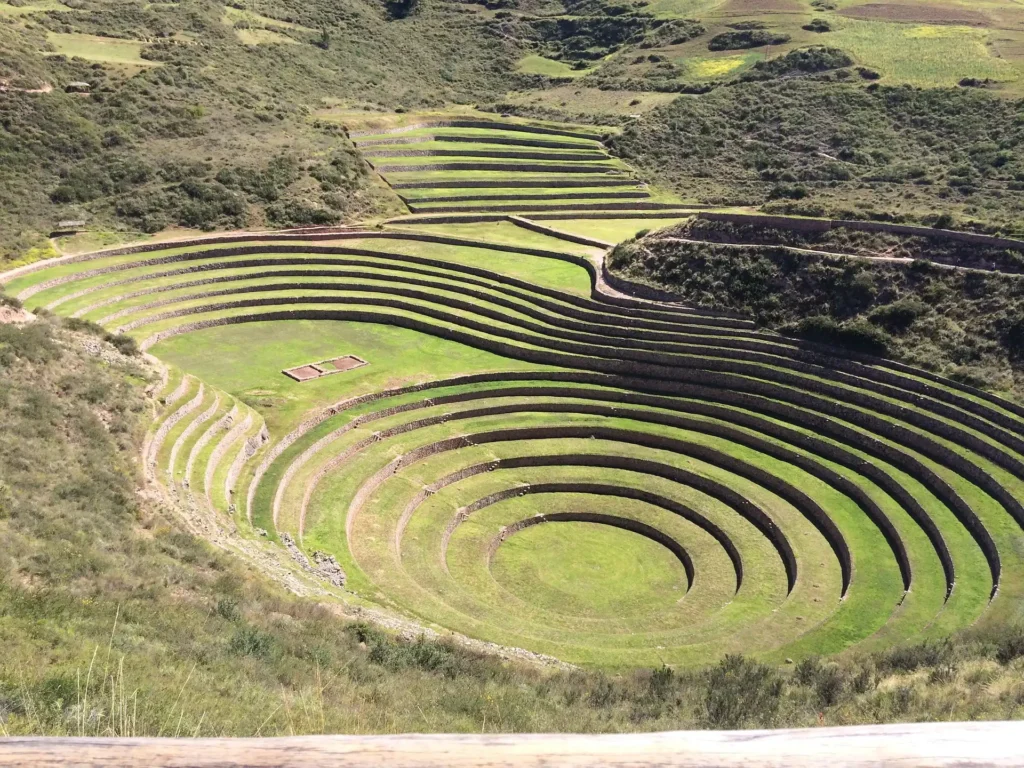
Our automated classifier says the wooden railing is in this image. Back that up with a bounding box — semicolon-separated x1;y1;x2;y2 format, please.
2;722;1023;767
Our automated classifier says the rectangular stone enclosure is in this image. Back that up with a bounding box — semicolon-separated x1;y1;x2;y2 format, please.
283;355;368;382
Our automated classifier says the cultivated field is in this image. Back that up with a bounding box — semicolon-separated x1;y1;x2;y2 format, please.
6;117;1024;667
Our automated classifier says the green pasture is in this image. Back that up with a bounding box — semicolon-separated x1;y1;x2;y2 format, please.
595;0;1024;93
537;217;692;243
395;185;649;201
515;54;593;78
827;18;1018;88
45;32;157;66
151;319;550;436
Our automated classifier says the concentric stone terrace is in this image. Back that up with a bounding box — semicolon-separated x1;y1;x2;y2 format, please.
7;216;1024;667
348;114;695;219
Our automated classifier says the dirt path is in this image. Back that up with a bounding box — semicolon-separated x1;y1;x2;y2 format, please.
0;80;52;94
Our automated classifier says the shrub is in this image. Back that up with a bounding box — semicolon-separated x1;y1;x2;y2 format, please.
107;334;140;357
794;656;823;686
648;665;675;700
868;299;929;332
0;322;60;365
768;183;809;200
814;665;846;707
348;623;472;679
745;47;852;80
228;625;276;658
880;640;956;674
802;18;831;33
783;315;891;356
63;317;107;337
216;598;240;621
0;293;22;310
702;655;783;729
708;30;790;51
994;626;1024;665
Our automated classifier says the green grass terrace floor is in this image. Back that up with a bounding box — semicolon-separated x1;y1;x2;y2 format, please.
6;221;1024;668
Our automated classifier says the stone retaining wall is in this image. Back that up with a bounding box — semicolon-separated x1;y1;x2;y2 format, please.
602;261;692;304
365;148;605;162
279;376;950;595
389;178;637;189
149;382;203;473
404;191;650;204
393;424;802;593
409;201;687;214
355;135;593;150
373;161;620;174
508;216;612;248
203;404;241;500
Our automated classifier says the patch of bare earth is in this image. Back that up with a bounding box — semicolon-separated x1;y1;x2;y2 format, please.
839;3;991;26
283;364;321;381
0;78;53;94
0;306;33;324
327;355;366;372
718;0;804;15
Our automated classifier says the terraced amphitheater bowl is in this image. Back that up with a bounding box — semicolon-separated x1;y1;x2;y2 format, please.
8;119;1024;667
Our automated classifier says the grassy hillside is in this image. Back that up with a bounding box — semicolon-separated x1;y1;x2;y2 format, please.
610;80;1024;231
4;0;1024;260
0;0;520;260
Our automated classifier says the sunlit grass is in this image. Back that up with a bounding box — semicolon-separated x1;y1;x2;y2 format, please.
516;54;591;78
45;32;157;66
828;18;1017;87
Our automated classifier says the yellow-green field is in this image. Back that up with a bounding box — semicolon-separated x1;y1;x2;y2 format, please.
45;32;157;67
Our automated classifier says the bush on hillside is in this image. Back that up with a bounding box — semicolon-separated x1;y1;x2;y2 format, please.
742;46;853;81
702;655;783;728
868;298;930;333
782;315;892;356
802;18;831;32
707;29;790;51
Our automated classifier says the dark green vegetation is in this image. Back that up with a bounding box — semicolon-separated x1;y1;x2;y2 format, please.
609;218;1024;397
707;28;791;52
611;81;1024;231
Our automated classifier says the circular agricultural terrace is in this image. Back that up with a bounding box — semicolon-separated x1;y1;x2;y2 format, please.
8;116;1024;667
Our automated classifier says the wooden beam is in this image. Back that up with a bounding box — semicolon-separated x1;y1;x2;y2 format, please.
2;722;1024;767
